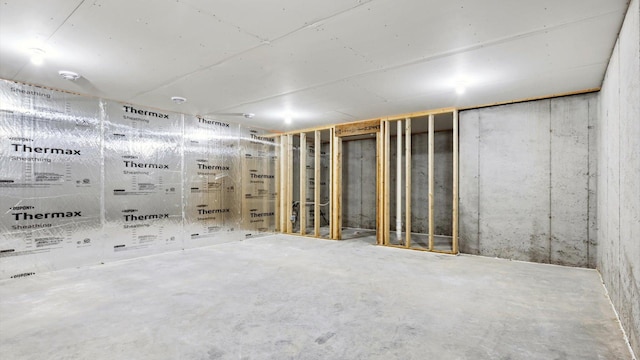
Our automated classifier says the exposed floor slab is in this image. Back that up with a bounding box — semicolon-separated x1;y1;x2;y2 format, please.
0;235;632;359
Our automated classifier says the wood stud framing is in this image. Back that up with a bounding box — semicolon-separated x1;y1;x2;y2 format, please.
331;133;343;240
279;135;287;232
396;120;402;243
273;110;459;255
452;110;459;254
275;136;281;232
299;133;307;235
428;114;435;251
376;130;383;245
405;118;412;248
314;131;321;237
383;120;391;245
286;134;293;234
329;129;334;239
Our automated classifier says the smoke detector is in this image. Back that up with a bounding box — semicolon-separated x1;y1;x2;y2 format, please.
171;96;187;104
58;70;81;81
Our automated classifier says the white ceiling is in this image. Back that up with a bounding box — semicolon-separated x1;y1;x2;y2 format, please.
0;0;630;131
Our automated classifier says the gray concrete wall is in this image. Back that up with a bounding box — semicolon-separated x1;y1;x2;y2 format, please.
342;132;453;234
342;138;377;229
459;93;598;267
598;0;640;355
388;132;453;235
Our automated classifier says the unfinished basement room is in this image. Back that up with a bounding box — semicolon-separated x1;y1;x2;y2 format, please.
0;0;638;359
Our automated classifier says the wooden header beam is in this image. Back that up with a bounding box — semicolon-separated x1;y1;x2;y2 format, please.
275;107;456;137
335;119;381;137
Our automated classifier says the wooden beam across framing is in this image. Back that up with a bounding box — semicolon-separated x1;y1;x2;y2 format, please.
299;132;307;235
314;130;321;237
405;118;412;248
428;114;434;251
274;107;455;138
335;118;381;137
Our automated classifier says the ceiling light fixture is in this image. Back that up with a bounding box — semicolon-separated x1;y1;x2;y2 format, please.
58;70;81;81
453;77;470;95
284;116;292;124
171;96;187;104
29;48;45;65
243;113;255;119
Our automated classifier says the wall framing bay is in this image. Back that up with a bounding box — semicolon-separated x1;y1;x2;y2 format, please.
274;109;459;255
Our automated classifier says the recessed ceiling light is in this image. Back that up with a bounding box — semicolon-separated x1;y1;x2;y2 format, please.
171;96;187;104
284;116;292;124
243;113;255;119
455;86;466;95
29;48;45;65
58;70;81;81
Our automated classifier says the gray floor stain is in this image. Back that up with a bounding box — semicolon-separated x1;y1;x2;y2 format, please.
315;332;336;345
207;347;225;359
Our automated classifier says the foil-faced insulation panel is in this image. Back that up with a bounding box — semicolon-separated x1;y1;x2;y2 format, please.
183;116;243;248
102;101;184;260
0;80;102;278
240;128;278;237
0;80;279;279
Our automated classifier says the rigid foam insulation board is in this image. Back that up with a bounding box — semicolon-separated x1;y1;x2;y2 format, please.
0;79;280;279
102;100;184;260
0;80;102;278
240;127;278;238
183;115;242;248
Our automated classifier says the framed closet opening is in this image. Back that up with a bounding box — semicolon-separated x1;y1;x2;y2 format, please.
380;110;459;254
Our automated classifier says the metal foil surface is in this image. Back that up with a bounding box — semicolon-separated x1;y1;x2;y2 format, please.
240;127;278;237
0;80;102;278
183;115;242;248
102;100;184;260
0;79;279;279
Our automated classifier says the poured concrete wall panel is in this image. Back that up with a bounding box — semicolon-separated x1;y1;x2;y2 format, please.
599;0;640;355
477;101;552;263
550;95;593;267
459;111;480;254
587;95;599;268
343;140;363;228
342;138;376;229
459;94;597;266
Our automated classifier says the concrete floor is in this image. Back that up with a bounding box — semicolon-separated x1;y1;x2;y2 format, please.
0;235;632;360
